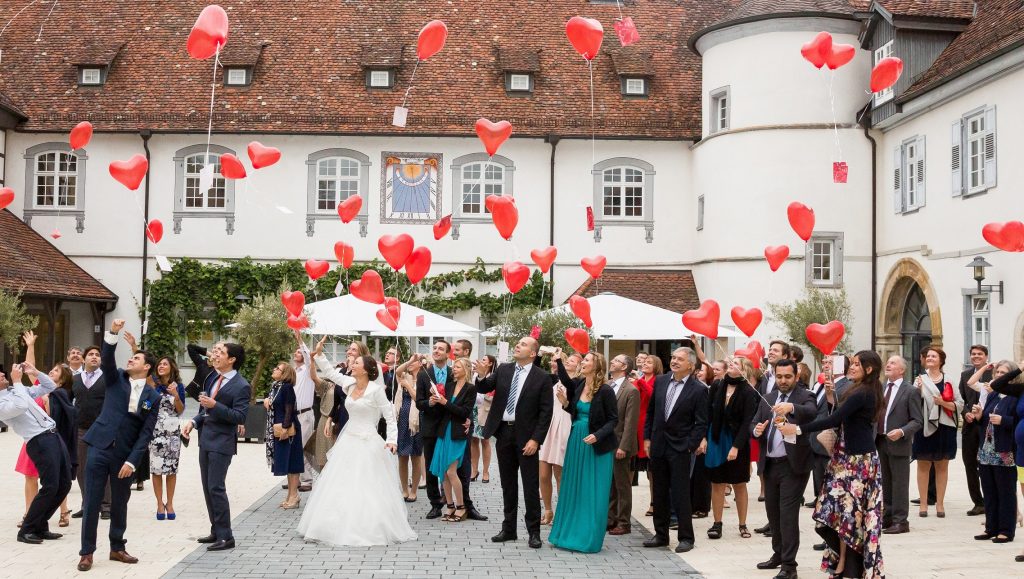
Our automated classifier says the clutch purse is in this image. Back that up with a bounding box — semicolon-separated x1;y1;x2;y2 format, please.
941;382;956;419
816;429;838;456
273;423;296;440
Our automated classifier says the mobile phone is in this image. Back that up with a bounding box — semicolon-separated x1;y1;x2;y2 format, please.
539;345;557;355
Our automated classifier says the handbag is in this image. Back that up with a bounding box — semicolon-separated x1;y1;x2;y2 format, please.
816;429;838;456
273;423;296;440
941;382;956;420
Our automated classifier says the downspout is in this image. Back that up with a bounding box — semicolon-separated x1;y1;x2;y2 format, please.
545;134;560;294
862;124;878;349
139;130;152;347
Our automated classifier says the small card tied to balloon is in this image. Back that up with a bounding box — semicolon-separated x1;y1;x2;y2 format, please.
614;17;639;47
393;106;409;128
586;206;595;232
530;325;542;340
833;162;848;184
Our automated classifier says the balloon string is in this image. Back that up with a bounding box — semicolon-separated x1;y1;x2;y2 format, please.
828;70;843;161
0;0;40;40
614;0;624;20
589;60;596;171
204;44;221;160
401;59;421;109
35;0;56;40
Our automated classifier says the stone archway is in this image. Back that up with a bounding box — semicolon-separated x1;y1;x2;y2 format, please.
877;258;943;363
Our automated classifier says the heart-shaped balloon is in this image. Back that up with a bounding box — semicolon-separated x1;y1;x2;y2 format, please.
569;295;593;328
50;229;62;240
333;241;354;268
475;118;513;157
247;141;281;169
565;328;590;355
530;246;557;274
405;246;432;284
735;347;761;369
0;187;14;210
417;19;448;60
109;154;149;191
70;121;93;150
304;259;330;280
764;245;790;272
351;270;385;304
146;219;163;244
187;4;229;60
682;300;721;340
982;221;1024;252
281;291;306;317
800;31;832;69
384;297;402;325
487;195;518;240
817;373;827;384
337;194;362;223
806;321;845;355
870;57;904;93
502;261;531;294
565;16;604;61
747;339;765;362
787;202;815;242
219;153;247;179
825;43;856;70
433;214;452;240
378;234;414;270
730;307;762;338
286;314;309;330
580;255;607;279
375;308;398;331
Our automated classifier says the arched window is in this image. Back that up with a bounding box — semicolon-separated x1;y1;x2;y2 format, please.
305;148;370;237
22;142;88;232
173;144;237;234
450;153;514;239
591;157;655;242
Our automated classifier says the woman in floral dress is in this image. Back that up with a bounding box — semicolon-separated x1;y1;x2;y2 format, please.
149;357;185;520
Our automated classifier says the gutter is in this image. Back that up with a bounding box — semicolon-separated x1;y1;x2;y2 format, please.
545;134;560;292
861;122;878;350
139;130;152;348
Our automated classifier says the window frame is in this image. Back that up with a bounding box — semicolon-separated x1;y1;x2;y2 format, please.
962;289;992;360
696;195;705;231
305;148;371;237
450;153;515;239
894;135;926;214
172;144;238;235
21;142;88;232
804;231;844;288
873;41;894;106
591;157;655;243
224;67;251;87
622;77;648;97
953;105;997;198
965;110;987;193
709;86;730;134
79;67;104;86
505;72;534;94
366;69;394;89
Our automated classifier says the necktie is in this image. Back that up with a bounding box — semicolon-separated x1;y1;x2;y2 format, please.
507;365;523;417
878;382;895;434
85;371;96;388
211;374;225;399
769;393;788;454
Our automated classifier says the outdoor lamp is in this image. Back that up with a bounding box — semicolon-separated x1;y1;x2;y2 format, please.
966;256;1004;304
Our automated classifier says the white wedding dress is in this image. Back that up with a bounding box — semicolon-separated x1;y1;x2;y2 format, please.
296;381;417;546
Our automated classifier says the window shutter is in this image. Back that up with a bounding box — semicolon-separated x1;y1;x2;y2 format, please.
951;119;963;197
983;105;997;189
893;146;903;213
915;135;926;209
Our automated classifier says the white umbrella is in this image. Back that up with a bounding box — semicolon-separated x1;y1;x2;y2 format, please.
550;292;743;340
303;294;478;338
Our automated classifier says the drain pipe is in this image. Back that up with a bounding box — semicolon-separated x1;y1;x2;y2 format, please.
545;134;560;292
862;124;878;350
139;130;152;348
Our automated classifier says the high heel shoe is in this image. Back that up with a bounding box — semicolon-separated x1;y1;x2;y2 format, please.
541;509;554;525
454;505;468;522
282;497;301;510
59;510;70;527
165;504;176;520
157;511;166;521
471;473;479;482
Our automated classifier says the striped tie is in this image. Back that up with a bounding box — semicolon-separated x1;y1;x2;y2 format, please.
507;365;523;416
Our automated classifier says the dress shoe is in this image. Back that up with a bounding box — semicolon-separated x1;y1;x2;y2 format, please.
993;536;1014;544
425;506;443;519
466;507;488;521
196;534;217;543
967;505;986;516
100;511;111;520
882;522;909;535
77;555;93;571
911;498;936;506
643;537;669;548
1015;554;1024;562
298;484;312;492
675;541;694;553
17;533;43;545
754;523;771;534
608;525;631;535
975;532;995;540
763;529;773;537
528;533;542;548
491;530;517;542
109;550;139;564
207;539;236;551
669;517;679;530
813;542;827;551
804;501;816;508
39;531;63;540
757;557;782;570
71;510;83;519
773;570;798;579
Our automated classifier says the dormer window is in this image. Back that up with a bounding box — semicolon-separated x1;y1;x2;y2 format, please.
218;42;267;88
224;67;251;86
73;40;125;87
609;48;654;100
367;69;394;89
623;77;647;97
506;73;533;93
79;67;104;86
359;44;403;91
497;47;540;96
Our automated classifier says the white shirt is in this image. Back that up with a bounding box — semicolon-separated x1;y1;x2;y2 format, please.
764;368;776;395
611;376;625;396
882;378;904;432
665;374;690;419
68;365;84;376
293;345;315;410
502;362;533;422
0;374;58;440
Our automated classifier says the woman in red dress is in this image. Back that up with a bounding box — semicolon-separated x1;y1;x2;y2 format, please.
634;354;662;516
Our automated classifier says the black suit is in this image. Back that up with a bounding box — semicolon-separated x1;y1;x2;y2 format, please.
751;387;817;573
643;373;708;544
476;361;553;536
960;366;990;508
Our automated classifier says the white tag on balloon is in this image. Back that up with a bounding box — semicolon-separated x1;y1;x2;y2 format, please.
497;341;510;363
392;106;409;128
198;164;215;193
155;255;172;272
334;279;344;296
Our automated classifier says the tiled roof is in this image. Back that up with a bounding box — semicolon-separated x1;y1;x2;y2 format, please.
0;91;27;120
901;0;1024;102
875;0;976;19
571;269;699;313
497;47;541;73
0;0;742;139
609;48;655;76
0;210;118;303
219;41;268;67
692;0;868;48
72;40;125;67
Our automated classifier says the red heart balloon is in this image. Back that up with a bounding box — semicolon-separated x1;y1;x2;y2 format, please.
0;187;15;210
487;195;518;240
417;19;448;60
378;234;414;270
405;246;432;284
337;194;363;223
109;154;149;191
565;328;590;355
375;308;398;331
580;255;607;279
304;259;330;280
246;141;281;170
333;241;354;268
682;300;721;340
433;214;452;240
747;339;765;362
502;261;531;294
146;219;163;244
806;321;845;355
735;347;760;369
286;314;309;330
569;295;593;328
825;43;856;70
982;221;1024;252
870;57;904;93
817;373;827;384
187;4;229;60
385;297;402;325
730;307;762;338
764;245;790;272
475;118;513;157
351;270;385;304
800;31;832;69
281;291;306;317
530;246;557;274
787;202;815;242
218;153;247;180
565;16;604;61
70;121;93;150
50;229;62;240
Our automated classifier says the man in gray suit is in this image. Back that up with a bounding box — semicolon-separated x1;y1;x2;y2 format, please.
878;355;923;534
607;354;641;535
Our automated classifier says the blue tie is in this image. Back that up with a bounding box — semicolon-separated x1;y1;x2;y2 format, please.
507;365;523;416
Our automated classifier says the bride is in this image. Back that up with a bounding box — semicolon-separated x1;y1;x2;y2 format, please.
297;354;417;546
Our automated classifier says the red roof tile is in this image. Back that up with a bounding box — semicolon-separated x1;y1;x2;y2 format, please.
571;269;699;313
875;0;976;19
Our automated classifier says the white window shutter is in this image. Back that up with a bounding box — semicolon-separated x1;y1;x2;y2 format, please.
916;135;926;209
983;105;997;190
951;119;963;197
893;146;903;213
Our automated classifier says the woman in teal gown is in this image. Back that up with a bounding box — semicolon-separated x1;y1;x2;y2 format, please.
549;351;619;553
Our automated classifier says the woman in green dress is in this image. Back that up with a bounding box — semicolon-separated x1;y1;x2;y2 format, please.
549;352;618;553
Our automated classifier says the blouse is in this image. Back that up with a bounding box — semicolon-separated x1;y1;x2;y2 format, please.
800;387;878;455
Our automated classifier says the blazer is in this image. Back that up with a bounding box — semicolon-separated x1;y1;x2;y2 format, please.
476;361;553;448
71;369;108;430
612;378;641;456
707;378;758;451
808;382;831;457
436;381;477;441
750;386;818;474
980;392;1018;455
82;340;161;468
192;367;251;456
878;379;924;457
565;382;619;455
416;364;456;438
961;366;992;429
644;373;708;458
49;388;79;472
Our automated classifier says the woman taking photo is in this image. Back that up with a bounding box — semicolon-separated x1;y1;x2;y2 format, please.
549;352;618;553
634;354;662;516
427;357;476;522
470;354;496;484
269;363;303;509
392;353;425;502
149;357;185;520
541;350;580;525
987;360;1024;560
970;360;1018;544
701;356;758;540
779;351;885;578
911;346;963;518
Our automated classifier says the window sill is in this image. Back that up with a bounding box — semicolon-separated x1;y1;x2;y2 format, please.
172;211;236;235
898;206;923;216
962;187;991;199
306;213;367;237
592;218;654;243
24;209;85;233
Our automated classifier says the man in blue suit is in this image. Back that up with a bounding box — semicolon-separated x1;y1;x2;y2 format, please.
77;319;161;572
183;341;251;551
